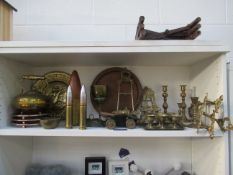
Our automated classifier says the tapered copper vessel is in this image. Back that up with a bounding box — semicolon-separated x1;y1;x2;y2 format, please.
69;70;81;126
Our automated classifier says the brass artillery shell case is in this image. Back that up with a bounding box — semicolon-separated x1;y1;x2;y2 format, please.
72;98;80;126
65;105;72;129
79;105;86;130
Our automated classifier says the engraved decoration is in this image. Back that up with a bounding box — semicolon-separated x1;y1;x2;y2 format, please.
32;72;70;119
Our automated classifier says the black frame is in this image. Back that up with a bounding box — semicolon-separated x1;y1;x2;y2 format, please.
85;157;106;175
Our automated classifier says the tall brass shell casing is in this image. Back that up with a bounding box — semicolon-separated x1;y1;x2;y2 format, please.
65;85;72;129
70;70;81;126
80;85;87;130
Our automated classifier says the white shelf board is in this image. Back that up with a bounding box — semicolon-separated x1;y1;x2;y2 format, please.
0;41;229;67
0;127;223;137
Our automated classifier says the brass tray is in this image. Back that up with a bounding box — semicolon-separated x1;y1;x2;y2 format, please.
32;72;70;119
90;67;143;113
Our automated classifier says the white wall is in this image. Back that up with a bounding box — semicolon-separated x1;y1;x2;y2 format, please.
7;0;233;59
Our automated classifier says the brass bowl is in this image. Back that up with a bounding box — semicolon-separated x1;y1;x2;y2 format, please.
40;118;60;129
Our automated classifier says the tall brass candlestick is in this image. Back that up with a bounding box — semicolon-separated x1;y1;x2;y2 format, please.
177;102;182;115
80;85;87;130
162;85;168;113
180;85;187;121
65;85;72;129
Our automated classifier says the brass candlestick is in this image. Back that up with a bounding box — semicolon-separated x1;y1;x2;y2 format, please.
190;97;200;127
177;103;182;116
180;85;187;121
162;85;168;113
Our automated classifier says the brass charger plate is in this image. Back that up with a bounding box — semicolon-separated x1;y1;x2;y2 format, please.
90;67;143;113
32;72;70;119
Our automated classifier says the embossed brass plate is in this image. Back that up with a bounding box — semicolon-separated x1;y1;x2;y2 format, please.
32;72;70;119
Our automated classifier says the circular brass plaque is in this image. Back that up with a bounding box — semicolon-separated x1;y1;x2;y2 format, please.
32;72;70;119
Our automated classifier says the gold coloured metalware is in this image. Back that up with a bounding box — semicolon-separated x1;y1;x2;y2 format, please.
180;85;187;122
65;85;72;129
162;85;168;113
14;90;48;111
80;85;87;130
32;72;70;119
140;86;160;115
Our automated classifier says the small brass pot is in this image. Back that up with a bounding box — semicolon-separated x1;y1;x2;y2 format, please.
13;90;48;113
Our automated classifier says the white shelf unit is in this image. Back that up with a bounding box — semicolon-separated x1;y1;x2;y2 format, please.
0;41;229;175
0;127;224;137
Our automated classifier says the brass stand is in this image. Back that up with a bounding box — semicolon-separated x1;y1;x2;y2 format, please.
180;85;187;121
177;103;182;116
162;85;168;113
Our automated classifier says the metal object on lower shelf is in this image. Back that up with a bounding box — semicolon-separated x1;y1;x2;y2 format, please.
140;86;184;130
32;72;70;119
144;113;183;130
70;70;81;126
186;94;233;139
180;85;188;122
12;113;48;128
13;90;49;114
87;114;105;127
101;111;138;129
90;67;143;114
80;85;87;130
12;123;40;128
98;69;140;130
65;85;72;129
40;117;60;129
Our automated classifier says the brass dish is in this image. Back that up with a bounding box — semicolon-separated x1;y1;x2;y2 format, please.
40;117;60;129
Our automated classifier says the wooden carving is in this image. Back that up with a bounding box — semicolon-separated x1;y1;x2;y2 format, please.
135;16;201;40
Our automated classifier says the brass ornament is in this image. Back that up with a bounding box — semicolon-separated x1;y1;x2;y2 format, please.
106;118;116;129
14;90;48;112
186;94;233;139
180;85;188;122
126;118;136;129
162;85;168;113
140;86;160;115
32;72;70;119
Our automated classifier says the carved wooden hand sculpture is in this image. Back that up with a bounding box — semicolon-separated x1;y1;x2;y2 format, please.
135;16;201;40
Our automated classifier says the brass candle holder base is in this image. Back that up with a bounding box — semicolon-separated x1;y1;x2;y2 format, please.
144;113;184;130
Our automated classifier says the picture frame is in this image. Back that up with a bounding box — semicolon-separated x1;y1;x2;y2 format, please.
108;160;129;175
85;157;106;175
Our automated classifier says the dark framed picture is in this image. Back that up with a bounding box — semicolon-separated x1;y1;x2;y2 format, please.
85;157;106;175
